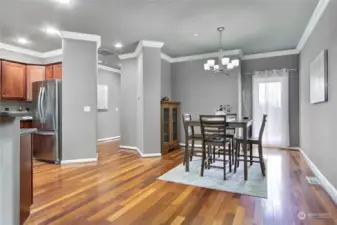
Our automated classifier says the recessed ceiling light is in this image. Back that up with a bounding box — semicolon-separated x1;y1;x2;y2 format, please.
194;33;199;37
45;27;60;36
98;60;103;64
114;42;123;48
17;38;29;45
55;0;70;4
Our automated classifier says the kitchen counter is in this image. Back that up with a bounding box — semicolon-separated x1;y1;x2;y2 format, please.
0;113;34;225
20;128;37;135
0;111;32;118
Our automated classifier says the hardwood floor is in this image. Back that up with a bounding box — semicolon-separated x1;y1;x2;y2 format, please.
25;140;336;225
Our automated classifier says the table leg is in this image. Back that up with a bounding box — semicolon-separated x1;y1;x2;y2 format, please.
243;126;248;180
185;128;189;172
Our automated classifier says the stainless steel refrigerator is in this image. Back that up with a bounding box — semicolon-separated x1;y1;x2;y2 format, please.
32;79;62;164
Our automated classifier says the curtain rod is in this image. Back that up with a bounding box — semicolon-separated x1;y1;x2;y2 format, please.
244;68;297;75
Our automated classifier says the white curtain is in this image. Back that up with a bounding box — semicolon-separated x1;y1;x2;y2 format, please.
252;69;289;148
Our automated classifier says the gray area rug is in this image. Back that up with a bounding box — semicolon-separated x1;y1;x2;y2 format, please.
158;158;268;198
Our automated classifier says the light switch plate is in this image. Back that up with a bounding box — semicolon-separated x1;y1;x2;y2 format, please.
84;106;91;112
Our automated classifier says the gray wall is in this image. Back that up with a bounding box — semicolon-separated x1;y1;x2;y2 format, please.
142;47;161;154
62;39;98;160
171;58;240;142
0;49;43;64
161;59;171;99
299;1;337;189
97;68;121;140
120;57;138;147
241;55;300;146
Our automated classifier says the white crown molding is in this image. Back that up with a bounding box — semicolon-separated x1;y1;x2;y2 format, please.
119;40;164;60
297;0;331;52
242;49;299;60
98;65;121;74
299;148;337;205
142;40;164;48
169;49;242;63
41;49;63;58
60;31;101;48
161;53;174;63
0;42;45;58
120;145;161;158
97;136;121;142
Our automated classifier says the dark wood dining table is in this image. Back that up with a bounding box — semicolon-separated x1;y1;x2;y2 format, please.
183;118;253;180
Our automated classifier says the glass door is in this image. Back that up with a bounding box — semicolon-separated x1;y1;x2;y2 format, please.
172;107;178;141
163;107;170;144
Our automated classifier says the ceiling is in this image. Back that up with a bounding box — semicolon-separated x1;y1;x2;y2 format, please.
0;0;318;67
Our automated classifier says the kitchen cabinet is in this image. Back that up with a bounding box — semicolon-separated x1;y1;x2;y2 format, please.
20;121;33;128
45;63;62;80
53;64;62;79
1;61;26;100
45;65;53;80
26;65;45;101
20;133;33;225
161;101;180;154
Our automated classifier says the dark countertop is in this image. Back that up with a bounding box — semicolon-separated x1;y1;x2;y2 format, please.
0;111;32;117
20;128;38;135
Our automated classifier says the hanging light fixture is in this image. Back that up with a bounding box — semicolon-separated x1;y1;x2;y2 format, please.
204;27;240;75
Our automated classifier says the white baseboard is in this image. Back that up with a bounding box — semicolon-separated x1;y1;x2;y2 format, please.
299;148;337;205
120;145;161;158
61;154;98;164
97;136;121;142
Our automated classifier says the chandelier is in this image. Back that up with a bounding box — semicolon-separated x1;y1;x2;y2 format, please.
204;27;240;75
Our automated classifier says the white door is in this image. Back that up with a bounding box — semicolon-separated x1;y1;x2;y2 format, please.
252;69;289;148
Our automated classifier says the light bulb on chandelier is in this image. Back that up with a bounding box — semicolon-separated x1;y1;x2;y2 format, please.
203;27;240;75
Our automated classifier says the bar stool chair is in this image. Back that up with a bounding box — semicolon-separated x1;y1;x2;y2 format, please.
199;115;231;180
182;114;203;165
234;114;267;176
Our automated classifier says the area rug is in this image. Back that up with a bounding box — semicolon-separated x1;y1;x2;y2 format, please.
158;158;268;198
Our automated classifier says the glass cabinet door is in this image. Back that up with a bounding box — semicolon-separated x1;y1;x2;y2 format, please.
163;107;170;143
172;107;178;141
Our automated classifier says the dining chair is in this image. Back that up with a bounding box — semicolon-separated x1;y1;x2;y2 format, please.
182;114;203;164
218;113;237;162
199;115;231;180
234;114;267;176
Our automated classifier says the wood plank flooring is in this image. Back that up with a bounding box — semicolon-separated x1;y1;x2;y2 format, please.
25;140;337;225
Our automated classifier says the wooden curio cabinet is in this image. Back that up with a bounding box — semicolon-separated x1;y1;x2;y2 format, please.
161;101;180;154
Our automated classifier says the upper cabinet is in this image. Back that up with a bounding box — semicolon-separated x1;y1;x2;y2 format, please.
26;65;45;101
1;61;27;100
45;64;62;80
45;65;53;80
53;64;62;79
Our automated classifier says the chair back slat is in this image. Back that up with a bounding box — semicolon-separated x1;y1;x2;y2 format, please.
200;115;227;143
259;114;268;141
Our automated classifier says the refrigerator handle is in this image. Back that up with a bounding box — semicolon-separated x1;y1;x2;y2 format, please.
37;87;42;123
41;87;46;123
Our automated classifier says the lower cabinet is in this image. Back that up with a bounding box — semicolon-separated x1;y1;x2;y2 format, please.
20;133;33;225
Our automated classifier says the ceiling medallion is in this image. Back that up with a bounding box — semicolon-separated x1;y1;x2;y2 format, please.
204;27;240;75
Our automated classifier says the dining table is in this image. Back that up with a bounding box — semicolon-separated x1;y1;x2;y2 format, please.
183;118;253;180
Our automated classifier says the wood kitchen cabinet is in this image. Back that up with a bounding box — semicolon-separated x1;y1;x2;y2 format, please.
161;101;180;154
45;63;62;80
1;61;26;100
26;65;45;101
20;133;33;225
